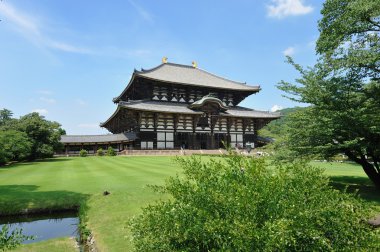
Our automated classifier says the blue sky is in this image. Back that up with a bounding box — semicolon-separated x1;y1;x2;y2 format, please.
0;0;322;134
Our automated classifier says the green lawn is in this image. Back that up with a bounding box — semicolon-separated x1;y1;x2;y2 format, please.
0;156;379;251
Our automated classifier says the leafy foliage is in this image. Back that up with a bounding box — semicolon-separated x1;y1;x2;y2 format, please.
317;0;380;81
97;148;104;156
107;147;116;156
130;155;379;251
0;130;32;165
79;149;88;157
0;224;33;251
0;110;65;162
277;0;380;188
0;109;13;126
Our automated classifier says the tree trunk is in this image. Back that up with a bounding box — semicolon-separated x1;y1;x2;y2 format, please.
345;151;380;189
361;162;380;190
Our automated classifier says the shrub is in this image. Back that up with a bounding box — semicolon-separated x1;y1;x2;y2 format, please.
96;148;104;156
130;154;379;251
0;225;33;250
107;146;116;156
79;149;88;157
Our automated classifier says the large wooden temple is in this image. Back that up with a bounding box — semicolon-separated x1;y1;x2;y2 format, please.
97;60;280;150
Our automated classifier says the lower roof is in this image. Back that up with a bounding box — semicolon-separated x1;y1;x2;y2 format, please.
120;100;280;118
60;132;136;144
101;100;280;127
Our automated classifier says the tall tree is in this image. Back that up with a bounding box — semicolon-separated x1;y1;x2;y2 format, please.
1;112;65;160
278;0;380;188
0;130;32;165
0;109;13;126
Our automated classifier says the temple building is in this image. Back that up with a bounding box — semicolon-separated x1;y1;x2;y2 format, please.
102;60;280;149
61;60;280;154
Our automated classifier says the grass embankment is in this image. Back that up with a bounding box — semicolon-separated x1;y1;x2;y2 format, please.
0;156;379;251
13;237;77;252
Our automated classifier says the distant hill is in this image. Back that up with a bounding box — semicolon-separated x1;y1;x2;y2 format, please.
259;107;305;139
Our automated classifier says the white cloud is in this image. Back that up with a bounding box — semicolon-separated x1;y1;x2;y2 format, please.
271;105;283;112
128;0;154;23
283;46;295;56
267;0;313;18
0;2;92;54
78;123;100;128
32;108;48;115
39;97;56;104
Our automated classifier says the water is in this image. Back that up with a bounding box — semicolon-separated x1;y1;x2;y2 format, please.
0;211;79;244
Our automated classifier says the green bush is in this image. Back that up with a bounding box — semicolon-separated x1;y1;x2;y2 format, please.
0;224;33;250
106;146;116;156
130;154;379;251
96;148;104;156
79;149;88;157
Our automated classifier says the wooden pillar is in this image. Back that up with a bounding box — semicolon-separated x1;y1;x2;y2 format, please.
192;115;200;149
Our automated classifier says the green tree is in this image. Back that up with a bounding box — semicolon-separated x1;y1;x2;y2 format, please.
12;113;65;160
0;109;13;126
0;130;32;165
131;155;379;251
317;0;380;81
278;0;380;188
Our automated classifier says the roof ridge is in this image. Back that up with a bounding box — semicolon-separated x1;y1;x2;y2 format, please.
138;62;260;88
62;134;118;137
196;67;253;87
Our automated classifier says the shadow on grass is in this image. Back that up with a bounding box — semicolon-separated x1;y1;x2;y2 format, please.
329;176;380;205
0;185;89;216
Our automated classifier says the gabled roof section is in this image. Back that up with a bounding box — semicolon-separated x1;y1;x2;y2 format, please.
189;95;228;111
113;62;261;103
60;132;137;144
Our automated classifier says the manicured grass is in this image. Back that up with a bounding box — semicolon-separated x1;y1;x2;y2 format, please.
13;237;77;252
313;161;380;206
0;156;180;251
0;156;378;251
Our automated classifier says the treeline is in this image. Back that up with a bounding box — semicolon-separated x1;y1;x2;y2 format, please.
0;109;65;165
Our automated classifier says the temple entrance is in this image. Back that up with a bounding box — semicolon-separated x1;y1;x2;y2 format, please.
175;132;190;149
214;133;226;148
196;133;208;149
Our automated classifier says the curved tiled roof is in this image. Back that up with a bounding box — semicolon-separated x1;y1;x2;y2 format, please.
60;132;136;144
103;100;281;122
188;95;228;111
135;63;260;91
113;62;260;102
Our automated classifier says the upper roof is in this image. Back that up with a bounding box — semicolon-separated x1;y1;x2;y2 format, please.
113;62;261;102
136;63;260;91
60;132;136;144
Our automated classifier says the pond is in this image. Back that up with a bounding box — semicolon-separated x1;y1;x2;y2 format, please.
0;211;79;244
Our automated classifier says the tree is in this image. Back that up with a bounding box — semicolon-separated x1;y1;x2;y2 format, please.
317;0;380;81
0;109;13;126
278;0;380;188
0;130;32;165
2;112;66;160
131;155;379;251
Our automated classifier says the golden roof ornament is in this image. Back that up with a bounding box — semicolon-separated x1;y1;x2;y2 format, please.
162;57;168;64
192;61;198;68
